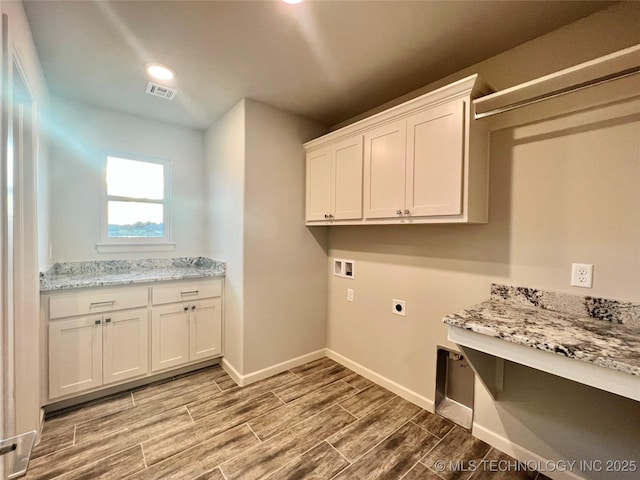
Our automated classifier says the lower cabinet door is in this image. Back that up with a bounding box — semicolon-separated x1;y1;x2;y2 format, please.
189;298;222;361
151;304;190;372
103;308;149;384
49;316;103;399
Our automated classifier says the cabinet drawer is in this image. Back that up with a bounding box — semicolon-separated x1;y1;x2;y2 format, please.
152;279;222;305
49;287;148;319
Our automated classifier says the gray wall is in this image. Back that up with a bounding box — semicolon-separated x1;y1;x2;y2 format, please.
205;98;328;379
243;99;327;374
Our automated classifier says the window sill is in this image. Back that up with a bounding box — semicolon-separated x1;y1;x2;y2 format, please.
95;242;176;254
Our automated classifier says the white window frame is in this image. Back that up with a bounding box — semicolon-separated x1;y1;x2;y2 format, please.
96;152;174;253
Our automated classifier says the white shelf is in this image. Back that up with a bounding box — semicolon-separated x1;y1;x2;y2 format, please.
473;44;640;119
448;325;640;402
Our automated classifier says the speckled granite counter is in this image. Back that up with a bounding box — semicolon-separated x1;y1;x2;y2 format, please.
444;284;640;401
40;257;225;291
444;284;640;376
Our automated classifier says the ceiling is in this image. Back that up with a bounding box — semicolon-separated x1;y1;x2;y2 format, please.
23;0;613;130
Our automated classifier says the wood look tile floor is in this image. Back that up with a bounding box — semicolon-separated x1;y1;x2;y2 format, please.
30;358;544;480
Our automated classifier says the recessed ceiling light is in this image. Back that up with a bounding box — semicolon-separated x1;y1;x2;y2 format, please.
145;63;175;81
282;0;303;4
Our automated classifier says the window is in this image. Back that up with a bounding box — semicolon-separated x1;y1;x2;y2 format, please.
102;154;171;245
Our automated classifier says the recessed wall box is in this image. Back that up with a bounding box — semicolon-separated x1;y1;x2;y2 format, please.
392;299;406;316
344;261;354;278
333;258;355;278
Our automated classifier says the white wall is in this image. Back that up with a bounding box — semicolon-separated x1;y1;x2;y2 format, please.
48;97;206;262
326;3;640;479
37;132;50;269
204;100;246;373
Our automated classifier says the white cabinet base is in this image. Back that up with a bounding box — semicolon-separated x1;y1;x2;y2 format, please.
151;297;222;372
44;278;224;404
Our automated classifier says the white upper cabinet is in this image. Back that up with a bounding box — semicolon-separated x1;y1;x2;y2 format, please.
364;120;407;219
332;136;363;220
406;99;464;217
305;146;332;221
306;135;363;222
304;74;490;225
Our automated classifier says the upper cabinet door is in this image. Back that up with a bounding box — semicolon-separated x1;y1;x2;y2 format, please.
406;100;465;217
363;120;407;219
305;146;332;221
332;136;363;220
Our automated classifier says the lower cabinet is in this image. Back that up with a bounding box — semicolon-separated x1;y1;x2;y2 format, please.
151;298;222;372
49;308;148;399
189;299;222;361
103;309;149;384
45;278;224;402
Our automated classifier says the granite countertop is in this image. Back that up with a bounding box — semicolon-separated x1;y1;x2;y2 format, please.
443;284;640;377
40;257;225;291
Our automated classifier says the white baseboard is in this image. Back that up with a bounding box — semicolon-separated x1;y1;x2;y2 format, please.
472;424;585;480
221;349;326;387
36;407;45;445
326;348;435;411
220;358;244;386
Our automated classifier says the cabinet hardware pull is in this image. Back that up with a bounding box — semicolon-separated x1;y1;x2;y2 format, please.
104;318;111;323
94;319;101;325
184;306;189;312
324;214;329;219
396;209;402;215
90;300;115;307
181;290;199;296
191;305;196;311
404;209;410;215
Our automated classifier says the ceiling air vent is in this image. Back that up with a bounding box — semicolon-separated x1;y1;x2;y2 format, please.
145;82;177;100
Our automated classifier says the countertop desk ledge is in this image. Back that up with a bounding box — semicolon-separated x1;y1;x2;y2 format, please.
443;284;640;401
40;257;226;291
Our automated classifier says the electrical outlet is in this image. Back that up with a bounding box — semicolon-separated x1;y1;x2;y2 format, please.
347;288;354;302
571;263;593;288
392;299;406;316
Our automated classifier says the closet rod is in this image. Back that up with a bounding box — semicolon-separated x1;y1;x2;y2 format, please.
474;66;640;120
